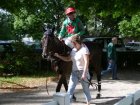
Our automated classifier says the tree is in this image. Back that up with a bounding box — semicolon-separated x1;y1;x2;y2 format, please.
0;0;140;38
61;0;140;37
0;0;65;40
119;12;140;37
0;11;13;40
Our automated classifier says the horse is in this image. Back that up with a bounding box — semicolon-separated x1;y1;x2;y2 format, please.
41;27;72;95
41;28;102;98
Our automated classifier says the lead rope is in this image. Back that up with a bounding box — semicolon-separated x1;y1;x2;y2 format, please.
77;71;98;89
46;78;49;95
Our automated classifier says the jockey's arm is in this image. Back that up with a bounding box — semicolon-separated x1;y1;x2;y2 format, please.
58;23;66;40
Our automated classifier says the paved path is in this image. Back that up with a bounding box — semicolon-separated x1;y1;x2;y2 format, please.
0;69;140;105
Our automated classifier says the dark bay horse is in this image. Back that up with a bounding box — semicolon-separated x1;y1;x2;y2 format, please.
41;29;102;98
41;28;72;95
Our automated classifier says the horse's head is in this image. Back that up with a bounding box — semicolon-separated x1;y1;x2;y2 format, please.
41;27;69;61
41;27;55;60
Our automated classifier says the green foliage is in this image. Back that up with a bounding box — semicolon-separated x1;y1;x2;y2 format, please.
0;0;140;38
0;42;42;75
119;12;140;37
0;12;13;40
0;0;65;40
13;8;43;39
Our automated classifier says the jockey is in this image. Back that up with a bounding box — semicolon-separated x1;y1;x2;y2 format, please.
58;7;85;48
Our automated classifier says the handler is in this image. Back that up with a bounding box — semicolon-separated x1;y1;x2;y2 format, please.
54;36;91;105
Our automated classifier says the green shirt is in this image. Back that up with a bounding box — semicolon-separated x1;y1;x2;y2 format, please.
59;17;85;38
107;42;117;61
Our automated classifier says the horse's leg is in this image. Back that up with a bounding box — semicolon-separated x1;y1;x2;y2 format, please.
90;54;101;98
89;65;94;82
94;48;102;99
96;71;101;99
56;72;68;92
62;74;68;91
90;64;101;98
56;74;63;92
94;61;102;99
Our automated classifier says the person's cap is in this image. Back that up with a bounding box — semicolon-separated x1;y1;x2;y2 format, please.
65;7;76;15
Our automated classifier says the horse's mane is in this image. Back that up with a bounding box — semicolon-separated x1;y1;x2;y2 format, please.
52;36;70;55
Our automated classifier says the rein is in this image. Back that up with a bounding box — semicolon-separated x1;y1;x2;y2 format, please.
75;70;98;90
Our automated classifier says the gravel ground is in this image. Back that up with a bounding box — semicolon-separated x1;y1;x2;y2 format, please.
0;69;140;105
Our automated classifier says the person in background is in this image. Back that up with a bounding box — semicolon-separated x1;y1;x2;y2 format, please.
101;37;119;80
54;36;91;105
58;7;85;49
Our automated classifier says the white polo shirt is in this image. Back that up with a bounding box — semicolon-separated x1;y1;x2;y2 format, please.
70;44;90;71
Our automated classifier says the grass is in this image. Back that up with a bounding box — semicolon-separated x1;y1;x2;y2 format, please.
0;76;57;89
0;70;57;89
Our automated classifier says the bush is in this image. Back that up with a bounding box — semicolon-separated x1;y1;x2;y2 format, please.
0;42;43;76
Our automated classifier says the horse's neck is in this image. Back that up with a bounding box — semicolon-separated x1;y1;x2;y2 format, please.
54;38;69;55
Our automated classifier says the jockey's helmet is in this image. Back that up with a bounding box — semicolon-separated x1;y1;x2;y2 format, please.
65;7;76;15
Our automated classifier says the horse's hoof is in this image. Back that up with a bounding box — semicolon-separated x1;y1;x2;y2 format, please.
96;93;101;99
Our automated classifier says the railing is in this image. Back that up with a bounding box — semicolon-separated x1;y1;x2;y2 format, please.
44;90;140;105
114;90;140;105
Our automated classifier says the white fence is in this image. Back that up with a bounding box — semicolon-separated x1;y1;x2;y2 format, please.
114;90;140;105
44;90;140;105
133;90;140;105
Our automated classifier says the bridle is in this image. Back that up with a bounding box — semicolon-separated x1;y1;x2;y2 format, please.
42;34;70;60
42;35;55;60
42;33;71;73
